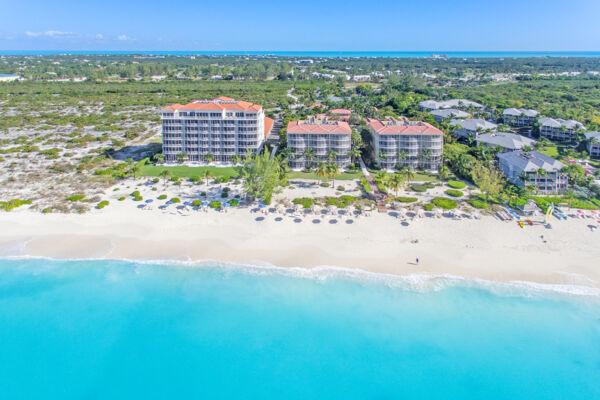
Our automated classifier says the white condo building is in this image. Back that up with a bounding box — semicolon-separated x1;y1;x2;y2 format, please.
161;97;274;162
286;117;352;170
367;117;444;171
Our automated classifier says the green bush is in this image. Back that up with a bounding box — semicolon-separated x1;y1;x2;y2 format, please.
229;199;239;206
170;197;181;203
170;176;180;182
424;183;435;189
96;200;109;209
200;192;207;197
192;199;203;207
42;207;52;213
432;197;458;210
0;199;32;211
221;192;228;198
446;189;464;197
118;196;126;201
66;194;85;202
508;197;528;208
360;177;371;193
189;176;201;183
209;201;221;208
152;178;159;183
424;204;434;211
447;180;466;189
468;199;488;209
396;196;418;203
320;182;330;187
337;185;345;191
411;185;427;193
133;195;143;201
158;194;167;200
131;190;140;197
293;197;314;209
532;196;598;211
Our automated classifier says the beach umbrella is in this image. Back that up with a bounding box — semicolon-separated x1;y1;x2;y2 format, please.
201;201;209;206
259;204;267;209
223;202;230;208
166;201;174;205
145;199;153;203
184;201;192;206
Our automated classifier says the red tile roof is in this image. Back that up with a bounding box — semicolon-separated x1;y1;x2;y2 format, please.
330;108;351;115
163;97;263;112
287;120;352;134
264;117;274;138
366;118;443;136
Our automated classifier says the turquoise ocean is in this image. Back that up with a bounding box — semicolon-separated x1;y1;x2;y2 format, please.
0;257;599;399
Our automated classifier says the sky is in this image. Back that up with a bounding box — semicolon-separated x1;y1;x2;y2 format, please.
1;0;599;51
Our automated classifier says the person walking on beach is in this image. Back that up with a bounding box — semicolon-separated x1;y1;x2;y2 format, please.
416;257;419;265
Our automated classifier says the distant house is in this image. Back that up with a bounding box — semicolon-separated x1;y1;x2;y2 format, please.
418;99;484;112
329;108;352;122
502;108;540;127
429;108;471;123
0;74;20;82
449;118;497;139
583;131;600;158
538;118;586;142
150;75;167;81
476;132;536;152
497;151;567;193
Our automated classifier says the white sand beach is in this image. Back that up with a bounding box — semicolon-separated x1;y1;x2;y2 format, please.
1;177;599;289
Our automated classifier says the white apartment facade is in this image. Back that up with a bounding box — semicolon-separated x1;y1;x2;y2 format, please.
367;117;444;171
502;108;540;127
161;97;273;162
538;118;586;142
584;132;600;158
286;117;352;170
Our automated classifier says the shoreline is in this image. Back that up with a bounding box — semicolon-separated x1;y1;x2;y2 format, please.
1;203;599;294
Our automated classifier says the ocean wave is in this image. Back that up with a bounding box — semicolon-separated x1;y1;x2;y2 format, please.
1;253;600;300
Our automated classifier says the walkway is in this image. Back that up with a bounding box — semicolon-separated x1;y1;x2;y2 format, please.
359;157;387;212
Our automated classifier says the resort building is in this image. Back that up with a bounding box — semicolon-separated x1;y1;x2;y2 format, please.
538;118;586;142
584;131;600;158
497;151;567;193
286;117;352;170
476;132;536;152
502;108;540;127
366;117;444;171
418;99;484;112
161;97;274;162
450;118;497;139
429;108;471;123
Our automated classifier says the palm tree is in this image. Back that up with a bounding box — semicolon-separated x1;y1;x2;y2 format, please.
404;166;415;185
315;161;327;183
232;155;242;165
176;153;187;164
159;169;170;188
203;153;215;164
303;147;315;169
519;171;530;186
153;153;165;164
350;147;361;163
130;163;142;179
327;150;338;164
389;174;403;197
438;164;449;180
202;169;212;186
326;162;340;187
397;150;408;167
420;149;432;169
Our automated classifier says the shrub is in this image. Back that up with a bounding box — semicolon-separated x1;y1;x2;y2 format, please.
445;189;464;197
424;204;434;211
96;200;109;209
151;187;157;191
292;197;314;208
113;188;119;191
377;183;387;193
170;197;181;203
118;196;126;201
200;192;207;197
131;190;140;197
229;199;239;206
432;197;458;210
133;195;143;201
189;176;201;183
209;201;221;208
447;180;466;189
158;194;167;200
42;207;52;213
337;185;345;191
152;178;160;183
66;194;85;202
468;199;488;209
221;192;228;198
170;176;180;182
192;199;202;207
320;182;330;187
396;196;418;203
411;185;427;193
359;177;371;193
424;183;435;189
0;199;32;211
508;197;528;208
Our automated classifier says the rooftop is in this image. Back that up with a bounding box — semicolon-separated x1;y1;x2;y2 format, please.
366;117;443;135
584;131;600;141
538;117;586;130
163;96;263;112
503;108;540;117
419;99;484;110
498;150;565;173
429;108;471;119
450;118;497;132
287;118;352;135
330;108;352;115
476;132;536;150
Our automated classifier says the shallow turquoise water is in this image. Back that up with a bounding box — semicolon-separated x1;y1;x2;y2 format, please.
0;258;599;399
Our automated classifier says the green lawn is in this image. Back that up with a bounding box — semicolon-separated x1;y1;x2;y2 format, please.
288;170;363;181
539;145;588;160
141;165;241;178
539;145;559;158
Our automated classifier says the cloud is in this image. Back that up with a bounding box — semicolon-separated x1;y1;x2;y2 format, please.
25;30;77;38
95;34;104;40
117;34;133;41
